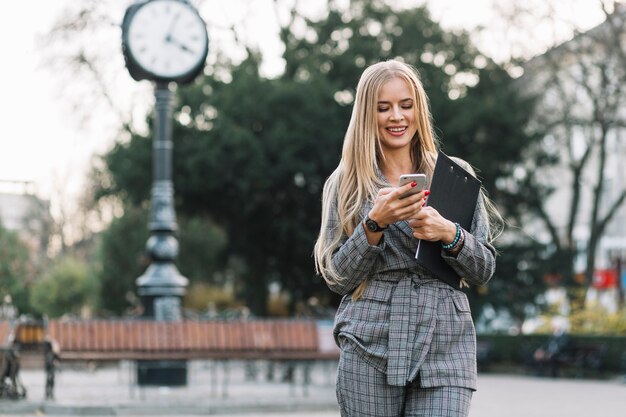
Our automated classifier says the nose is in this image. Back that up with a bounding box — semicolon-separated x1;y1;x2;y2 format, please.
390;105;403;120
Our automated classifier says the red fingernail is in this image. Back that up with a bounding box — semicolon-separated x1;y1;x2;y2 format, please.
411;181;417;187
424;190;431;196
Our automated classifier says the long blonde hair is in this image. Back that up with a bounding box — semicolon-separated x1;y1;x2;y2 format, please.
314;60;438;290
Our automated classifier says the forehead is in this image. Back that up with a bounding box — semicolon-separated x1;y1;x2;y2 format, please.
377;77;413;100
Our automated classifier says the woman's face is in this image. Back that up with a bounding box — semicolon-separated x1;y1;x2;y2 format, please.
376;77;417;154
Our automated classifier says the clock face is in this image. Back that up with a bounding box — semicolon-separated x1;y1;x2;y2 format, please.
125;0;208;81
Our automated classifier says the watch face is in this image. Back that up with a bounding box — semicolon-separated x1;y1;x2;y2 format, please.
125;0;208;81
365;218;378;232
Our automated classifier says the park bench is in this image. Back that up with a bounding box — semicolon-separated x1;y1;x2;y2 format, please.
558;343;608;378
45;318;339;397
532;341;608;378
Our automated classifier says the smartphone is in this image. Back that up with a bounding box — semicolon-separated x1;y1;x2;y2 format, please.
398;173;427;199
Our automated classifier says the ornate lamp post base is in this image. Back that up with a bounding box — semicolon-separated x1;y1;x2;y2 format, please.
137;263;188;320
137;360;188;387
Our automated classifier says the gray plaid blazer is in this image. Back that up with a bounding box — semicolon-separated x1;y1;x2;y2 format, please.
326;160;496;390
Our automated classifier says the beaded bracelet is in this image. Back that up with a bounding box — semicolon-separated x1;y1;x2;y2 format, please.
442;223;461;250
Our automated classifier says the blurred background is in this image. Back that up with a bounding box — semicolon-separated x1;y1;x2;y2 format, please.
1;0;625;380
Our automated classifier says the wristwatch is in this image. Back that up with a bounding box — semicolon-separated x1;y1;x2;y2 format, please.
364;216;387;232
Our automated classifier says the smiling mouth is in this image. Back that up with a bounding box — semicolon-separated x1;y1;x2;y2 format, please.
387;126;407;135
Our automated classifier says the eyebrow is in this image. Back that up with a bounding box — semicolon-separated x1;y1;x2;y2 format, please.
377;98;414;104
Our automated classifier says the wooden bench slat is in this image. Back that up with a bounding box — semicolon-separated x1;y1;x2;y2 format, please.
46;319;338;361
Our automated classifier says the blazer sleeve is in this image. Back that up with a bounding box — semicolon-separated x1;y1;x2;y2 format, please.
442;191;496;286
324;198;385;296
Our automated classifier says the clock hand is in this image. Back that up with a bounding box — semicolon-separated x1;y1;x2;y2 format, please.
167;36;196;55
165;12;181;39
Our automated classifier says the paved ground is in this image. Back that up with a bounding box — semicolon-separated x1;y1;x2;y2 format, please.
1;360;624;416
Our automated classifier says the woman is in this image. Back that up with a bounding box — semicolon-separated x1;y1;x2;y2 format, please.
314;60;500;416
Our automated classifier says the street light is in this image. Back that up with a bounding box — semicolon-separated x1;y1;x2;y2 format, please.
121;0;209;386
121;0;209;319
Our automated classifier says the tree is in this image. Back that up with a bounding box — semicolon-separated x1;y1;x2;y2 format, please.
511;3;626;302
44;0;540;317
95;206;148;315
95;205;228;315
0;224;36;315
277;1;536;205
97;58;346;314
272;0;543;318
92;1;537;316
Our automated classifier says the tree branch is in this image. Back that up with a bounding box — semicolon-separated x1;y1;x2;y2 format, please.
76;51;135;136
527;193;561;250
595;189;626;237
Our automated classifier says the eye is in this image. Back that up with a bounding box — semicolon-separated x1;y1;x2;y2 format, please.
377;106;390;112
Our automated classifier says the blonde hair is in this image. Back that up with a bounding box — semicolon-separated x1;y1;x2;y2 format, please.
314;60;438;292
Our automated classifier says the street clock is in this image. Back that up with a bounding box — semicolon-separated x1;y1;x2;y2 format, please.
122;0;208;84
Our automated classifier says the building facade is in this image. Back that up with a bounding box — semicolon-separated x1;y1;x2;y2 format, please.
0;180;52;259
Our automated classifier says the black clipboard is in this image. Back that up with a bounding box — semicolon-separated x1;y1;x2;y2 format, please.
415;153;481;288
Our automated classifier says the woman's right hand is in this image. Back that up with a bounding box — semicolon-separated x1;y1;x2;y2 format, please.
367;182;428;228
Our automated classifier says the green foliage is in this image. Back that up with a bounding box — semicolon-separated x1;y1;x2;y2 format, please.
0;223;36;315
96;206;149;315
98;59;345;314
29;257;98;318
281;1;537;204
469;239;549;322
568;307;626;335
177;216;228;284
95;206;228;315
516;307;626;336
94;0;538;316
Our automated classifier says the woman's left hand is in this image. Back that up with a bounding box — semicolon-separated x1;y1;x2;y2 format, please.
408;206;457;243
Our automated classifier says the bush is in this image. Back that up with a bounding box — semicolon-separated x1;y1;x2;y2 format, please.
0;224;36;315
569;307;626;335
29;257;98;318
183;282;238;313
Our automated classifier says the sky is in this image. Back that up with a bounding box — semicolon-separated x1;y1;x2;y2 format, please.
0;0;607;208
0;0;79;192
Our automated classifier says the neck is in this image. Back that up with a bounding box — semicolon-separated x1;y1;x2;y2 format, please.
380;151;414;186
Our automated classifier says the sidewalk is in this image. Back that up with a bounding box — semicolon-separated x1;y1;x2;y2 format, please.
471;373;625;417
1;360;624;416
2;360;339;416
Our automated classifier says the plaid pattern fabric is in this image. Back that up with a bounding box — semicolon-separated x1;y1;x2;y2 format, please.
337;346;473;416
326;158;496;391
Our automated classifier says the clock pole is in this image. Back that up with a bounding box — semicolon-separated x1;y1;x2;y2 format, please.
122;0;208;386
136;81;189;320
